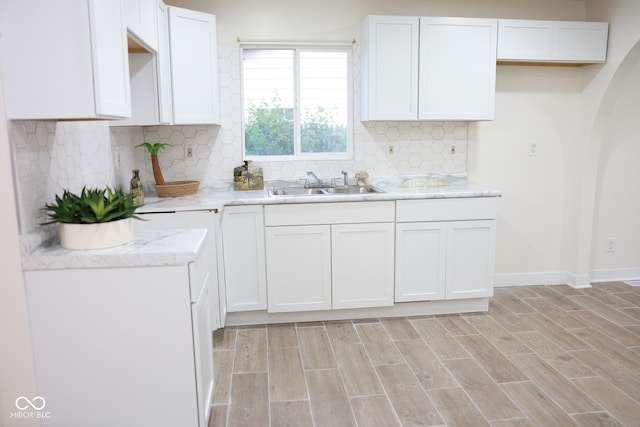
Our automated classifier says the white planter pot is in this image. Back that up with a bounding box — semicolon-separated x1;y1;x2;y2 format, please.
59;218;133;250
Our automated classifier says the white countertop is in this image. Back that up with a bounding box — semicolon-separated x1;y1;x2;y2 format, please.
137;176;501;213
22;228;207;271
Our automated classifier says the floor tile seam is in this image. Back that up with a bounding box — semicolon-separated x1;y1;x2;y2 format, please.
450;331;516;373
566;311;640;347
498;379;577;424
440;349;527;420
435;359;512;422
570;375;640;408
568;295;638;325
350;325;422;427
269;398;311;403
324;320;395;423
434;314;479;337
506;354;606;414
379;317;421;342
518;312;593;350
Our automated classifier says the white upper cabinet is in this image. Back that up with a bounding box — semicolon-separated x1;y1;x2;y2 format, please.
169;7;221;125
122;0;159;51
0;0;131;120
360;16;497;121
418;17;497;121
112;3;221;126
360;16;419;121
497;19;609;63
497;20;554;61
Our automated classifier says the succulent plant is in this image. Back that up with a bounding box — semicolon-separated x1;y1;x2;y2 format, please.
43;187;140;225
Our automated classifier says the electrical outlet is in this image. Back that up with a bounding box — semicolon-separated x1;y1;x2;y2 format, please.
450;144;456;155
184;144;196;161
607;238;616;253
528;142;538;157
387;145;395;156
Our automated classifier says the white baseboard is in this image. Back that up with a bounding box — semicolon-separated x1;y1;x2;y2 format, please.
590;268;640;283
495;268;640;289
494;272;570;288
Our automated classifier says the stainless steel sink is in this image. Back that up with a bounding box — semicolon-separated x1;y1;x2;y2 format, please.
323;185;384;194
268;185;385;197
268;187;326;196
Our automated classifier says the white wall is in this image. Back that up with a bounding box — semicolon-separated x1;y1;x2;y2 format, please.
0;85;38;426
585;0;640;281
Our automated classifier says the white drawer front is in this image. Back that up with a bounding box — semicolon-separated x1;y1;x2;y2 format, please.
396;198;497;222
265;201;395;226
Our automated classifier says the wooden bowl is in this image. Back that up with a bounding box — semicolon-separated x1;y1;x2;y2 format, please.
155;181;200;197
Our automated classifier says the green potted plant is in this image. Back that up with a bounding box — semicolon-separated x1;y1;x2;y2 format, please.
136;142;200;197
43;186;140;250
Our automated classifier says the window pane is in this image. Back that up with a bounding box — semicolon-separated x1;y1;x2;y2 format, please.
299;51;348;154
243;49;294;156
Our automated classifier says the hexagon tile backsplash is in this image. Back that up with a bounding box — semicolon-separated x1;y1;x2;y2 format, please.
10;44;467;236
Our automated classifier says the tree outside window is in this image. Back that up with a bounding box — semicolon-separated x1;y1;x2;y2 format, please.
242;48;352;160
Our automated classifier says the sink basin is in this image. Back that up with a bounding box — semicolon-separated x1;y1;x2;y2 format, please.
323;185;384;194
268;185;385;197
268;187;326;196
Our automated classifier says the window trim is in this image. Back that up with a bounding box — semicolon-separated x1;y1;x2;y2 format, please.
240;44;354;162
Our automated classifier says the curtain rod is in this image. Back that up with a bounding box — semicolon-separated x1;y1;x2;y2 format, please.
237;37;356;46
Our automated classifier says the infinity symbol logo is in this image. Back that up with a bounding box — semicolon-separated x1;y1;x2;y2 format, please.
15;396;46;411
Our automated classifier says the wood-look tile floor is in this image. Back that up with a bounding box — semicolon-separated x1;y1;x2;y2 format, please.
209;282;640;426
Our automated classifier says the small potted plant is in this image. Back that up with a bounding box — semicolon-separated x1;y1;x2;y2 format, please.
43;186;140;250
136;142;200;197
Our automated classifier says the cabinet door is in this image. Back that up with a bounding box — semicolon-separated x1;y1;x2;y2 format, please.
89;0;132;118
123;0;158;51
360;16;419;120
395;223;446;302
156;1;174;124
222;206;267;312
0;0;130;120
497;20;553;61
266;225;332;313
418;17;497;121
189;270;213;427
332;223;395;309
553;21;608;63
445;220;496;299
169;7;221;124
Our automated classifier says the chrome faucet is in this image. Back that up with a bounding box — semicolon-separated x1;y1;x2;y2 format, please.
306;171;322;188
341;170;348;186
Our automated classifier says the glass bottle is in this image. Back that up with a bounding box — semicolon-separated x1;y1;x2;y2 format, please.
130;169;144;207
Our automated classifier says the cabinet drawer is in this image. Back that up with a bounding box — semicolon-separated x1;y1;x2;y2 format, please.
265;201;395;226
396;198;497;222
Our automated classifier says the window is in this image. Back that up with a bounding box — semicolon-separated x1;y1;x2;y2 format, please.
241;46;353;160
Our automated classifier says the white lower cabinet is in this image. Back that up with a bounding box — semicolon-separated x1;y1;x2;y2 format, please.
264;202;396;313
332;223;395;309
24;254;213;426
222;205;267;312
395;222;447;301
395;199;497;302
266;225;332;312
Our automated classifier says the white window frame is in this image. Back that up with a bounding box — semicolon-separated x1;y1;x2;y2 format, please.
240;44;354;162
